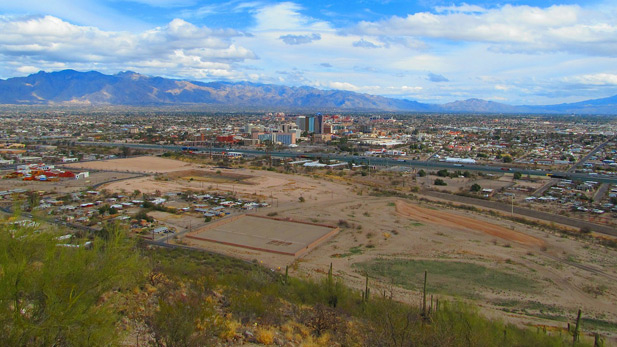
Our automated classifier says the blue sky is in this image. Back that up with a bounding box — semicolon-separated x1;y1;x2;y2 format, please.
1;0;616;105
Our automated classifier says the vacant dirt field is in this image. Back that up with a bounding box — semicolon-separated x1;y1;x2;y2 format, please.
64;156;194;173
88;156;617;337
394;200;546;247
0;171;140;194
187;215;338;256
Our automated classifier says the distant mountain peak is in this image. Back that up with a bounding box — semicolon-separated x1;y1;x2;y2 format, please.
0;70;616;114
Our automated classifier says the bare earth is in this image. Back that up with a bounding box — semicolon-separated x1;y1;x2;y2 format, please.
64;156;195;173
83;156;617;338
394;200;546;247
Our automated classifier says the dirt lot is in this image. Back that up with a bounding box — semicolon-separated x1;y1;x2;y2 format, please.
85;156;617;336
394;200;546;247
64;156;195;173
186;215;338;256
0;171;140;194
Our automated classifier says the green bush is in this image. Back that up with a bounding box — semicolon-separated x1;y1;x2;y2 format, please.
434;178;447;186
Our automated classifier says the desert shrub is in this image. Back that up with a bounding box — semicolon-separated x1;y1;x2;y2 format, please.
256;327;275;344
434;178;447;186
0;222;147;346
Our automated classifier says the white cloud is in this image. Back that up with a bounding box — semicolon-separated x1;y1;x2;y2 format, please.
16;65;40;74
354;4;617;56
253;2;331;32
3;2;616;105
570;73;617;85
328;81;359;91
0;0;149;31
0;15;256;79
400;86;423;91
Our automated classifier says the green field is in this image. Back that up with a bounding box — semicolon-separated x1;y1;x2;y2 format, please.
354;259;539;298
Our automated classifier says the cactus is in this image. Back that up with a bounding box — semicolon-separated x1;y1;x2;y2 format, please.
364;273;370;302
422;270;428;317
284;265;289;285
573;309;582;345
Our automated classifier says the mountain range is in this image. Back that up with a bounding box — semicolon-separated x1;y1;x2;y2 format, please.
1;70;616;114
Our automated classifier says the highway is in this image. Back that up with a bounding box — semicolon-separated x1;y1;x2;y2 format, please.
77;141;617;184
533;135;616;197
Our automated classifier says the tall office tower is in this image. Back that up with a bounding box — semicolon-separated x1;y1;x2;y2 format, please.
315;114;324;134
296;116;306;131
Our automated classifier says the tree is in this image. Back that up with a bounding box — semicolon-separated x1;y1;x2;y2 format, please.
513;172;522;180
502;155;513;163
471;183;482;192
437;169;449;177
120;146;132;158
417;169;426;177
98;204;110;216
0;222;147;346
434;178;447;186
25;191;40;211
135;209;153;223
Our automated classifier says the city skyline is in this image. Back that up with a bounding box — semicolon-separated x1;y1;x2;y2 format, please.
1;0;617;105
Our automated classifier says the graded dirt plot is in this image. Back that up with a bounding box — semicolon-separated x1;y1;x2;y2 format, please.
186;215;338;257
166;170;254;184
64;156;193;173
395;200;545;247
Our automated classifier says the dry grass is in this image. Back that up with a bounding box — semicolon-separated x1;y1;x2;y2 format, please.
255;327;275;345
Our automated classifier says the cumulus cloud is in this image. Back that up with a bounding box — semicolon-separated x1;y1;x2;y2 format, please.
0;15;256;79
253;2;331;32
427;72;449;82
279;33;321;45
354;4;617;56
328;81;359;91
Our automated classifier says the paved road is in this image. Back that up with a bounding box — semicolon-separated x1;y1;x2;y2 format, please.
569;135;616;173
422;190;617;238
593;183;610;203
533;135;616;197
77;141;617;184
